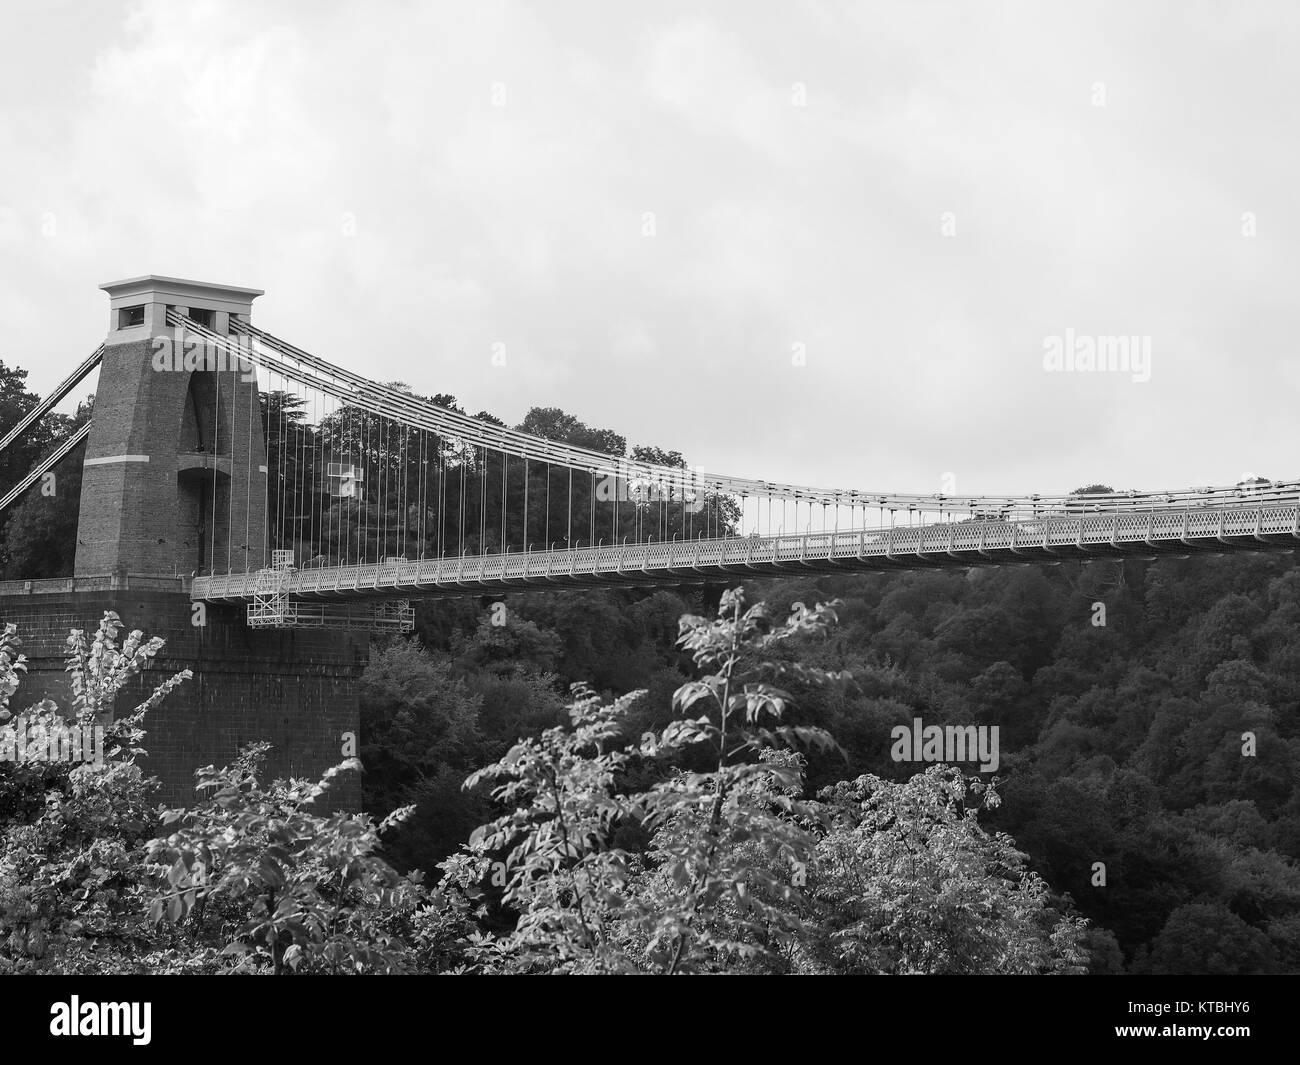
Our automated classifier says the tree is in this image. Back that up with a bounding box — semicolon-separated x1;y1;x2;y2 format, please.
1;614;438;975
798;766;1089;974
1135;901;1278;974
0;366;88;578
437;587;1093;975
360;640;488;872
445;589;846;973
0;614;190;973
147;745;422;974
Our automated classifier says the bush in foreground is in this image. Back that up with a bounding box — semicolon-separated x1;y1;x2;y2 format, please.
0;593;1090;974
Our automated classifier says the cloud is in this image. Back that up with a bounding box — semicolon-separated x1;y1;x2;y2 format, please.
2;0;1298;499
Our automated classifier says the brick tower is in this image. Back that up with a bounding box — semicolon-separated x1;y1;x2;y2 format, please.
75;275;269;578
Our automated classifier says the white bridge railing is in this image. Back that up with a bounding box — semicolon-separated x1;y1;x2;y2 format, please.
191;502;1300;603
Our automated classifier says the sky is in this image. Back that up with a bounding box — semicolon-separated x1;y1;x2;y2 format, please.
2;0;1299;501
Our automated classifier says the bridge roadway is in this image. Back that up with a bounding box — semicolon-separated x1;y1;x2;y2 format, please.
190;501;1300;603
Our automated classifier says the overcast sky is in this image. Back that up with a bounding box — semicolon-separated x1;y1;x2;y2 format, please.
3;0;1298;500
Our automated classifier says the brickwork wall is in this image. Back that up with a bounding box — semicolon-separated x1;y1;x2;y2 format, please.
75;338;267;578
0;589;367;810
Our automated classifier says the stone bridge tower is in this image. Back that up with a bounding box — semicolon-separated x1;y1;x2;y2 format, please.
75;275;269;578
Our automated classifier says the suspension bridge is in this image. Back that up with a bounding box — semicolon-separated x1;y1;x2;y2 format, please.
4;275;1299;634
0;274;1295;802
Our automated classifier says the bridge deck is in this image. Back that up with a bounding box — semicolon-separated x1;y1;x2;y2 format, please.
190;503;1300;603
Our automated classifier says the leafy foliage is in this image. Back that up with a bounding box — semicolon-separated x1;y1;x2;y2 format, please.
13;545;1293;974
800;767;1088;974
147;746;421;974
0;614;189;973
0;614;443;975
0;362;91;579
436;589;1088;974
